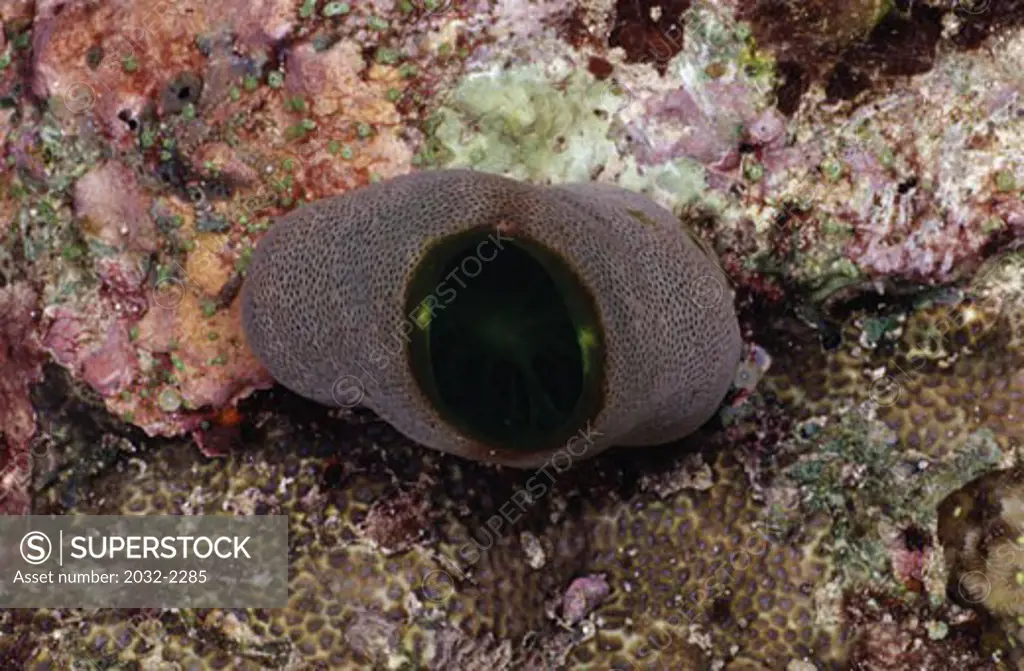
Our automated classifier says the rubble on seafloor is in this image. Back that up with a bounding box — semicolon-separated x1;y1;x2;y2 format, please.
0;0;1023;668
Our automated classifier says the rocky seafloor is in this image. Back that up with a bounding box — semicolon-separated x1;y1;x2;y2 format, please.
1;0;1024;668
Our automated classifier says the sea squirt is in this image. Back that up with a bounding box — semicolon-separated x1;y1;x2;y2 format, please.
241;169;742;467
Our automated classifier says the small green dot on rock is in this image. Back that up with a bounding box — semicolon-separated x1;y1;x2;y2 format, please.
158;388;183;413
925;620;948;641
996;169;1017;192
323;1;350;17
375;48;402;65
821;158;843;182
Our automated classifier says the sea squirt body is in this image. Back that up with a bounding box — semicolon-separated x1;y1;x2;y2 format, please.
241;169;742;467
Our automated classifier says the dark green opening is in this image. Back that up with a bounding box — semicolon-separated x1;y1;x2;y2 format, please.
405;227;605;453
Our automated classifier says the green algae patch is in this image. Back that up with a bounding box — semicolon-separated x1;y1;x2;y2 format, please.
618;155;712;210
769;407;1004;596
434;64;628;183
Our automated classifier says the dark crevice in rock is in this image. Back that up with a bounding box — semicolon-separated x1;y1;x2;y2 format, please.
608;0;692;73
748;1;1022;113
161;72;204;116
948;0;1024;49
824;6;944;102
29;363;159;513
902;524;931;551
774;61;809;116
825;61;873;102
